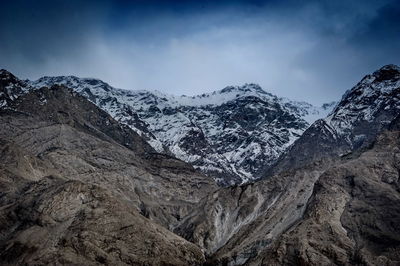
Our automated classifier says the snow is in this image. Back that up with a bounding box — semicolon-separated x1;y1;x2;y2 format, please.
322;66;400;143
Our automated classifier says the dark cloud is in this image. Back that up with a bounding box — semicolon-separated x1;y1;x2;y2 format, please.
1;0;399;104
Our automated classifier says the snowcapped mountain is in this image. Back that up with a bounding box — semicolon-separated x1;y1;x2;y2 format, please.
325;64;400;143
315;64;400;156
25;76;334;185
0;70;31;107
269;64;400;175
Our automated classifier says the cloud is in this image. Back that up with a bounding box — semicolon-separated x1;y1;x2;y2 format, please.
0;0;399;105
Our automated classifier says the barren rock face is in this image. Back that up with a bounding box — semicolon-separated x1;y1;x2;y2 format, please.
0;177;205;265
251;129;400;266
175;160;330;263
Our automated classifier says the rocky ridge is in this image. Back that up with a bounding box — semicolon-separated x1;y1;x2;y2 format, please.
267;64;400;176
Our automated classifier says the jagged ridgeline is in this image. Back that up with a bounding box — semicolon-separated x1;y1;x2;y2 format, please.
0;65;399;265
28;77;335;186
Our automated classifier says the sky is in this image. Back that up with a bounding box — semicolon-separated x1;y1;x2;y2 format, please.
1;0;399;105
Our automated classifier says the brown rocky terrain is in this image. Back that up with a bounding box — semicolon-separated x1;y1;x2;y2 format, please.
0;176;205;265
254;127;400;265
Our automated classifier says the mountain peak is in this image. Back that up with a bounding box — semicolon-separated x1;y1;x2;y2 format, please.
323;64;400;145
31;75;114;94
0;69;18;82
0;69;11;74
219;83;268;95
378;64;400;71
373;64;400;82
269;64;400;177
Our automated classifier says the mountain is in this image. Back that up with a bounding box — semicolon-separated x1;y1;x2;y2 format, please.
267;64;400;176
173;65;400;265
0;70;216;264
1;65;399;265
28;77;334;185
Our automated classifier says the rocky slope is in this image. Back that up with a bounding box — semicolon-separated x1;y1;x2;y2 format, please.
0;70;217;265
174;65;400;265
0;176;205;265
253;125;400;265
28;77;334;185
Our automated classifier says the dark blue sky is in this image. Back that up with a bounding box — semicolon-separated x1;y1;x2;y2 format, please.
1;0;399;104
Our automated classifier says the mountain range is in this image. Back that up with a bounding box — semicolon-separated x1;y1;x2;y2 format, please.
0;64;399;265
27;76;335;185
